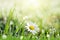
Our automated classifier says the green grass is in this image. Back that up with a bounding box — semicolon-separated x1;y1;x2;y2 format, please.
0;35;60;40
0;7;60;40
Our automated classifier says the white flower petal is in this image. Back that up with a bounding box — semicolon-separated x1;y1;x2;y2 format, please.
25;22;40;35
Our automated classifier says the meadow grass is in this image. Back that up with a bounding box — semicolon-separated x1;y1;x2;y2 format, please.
0;8;60;40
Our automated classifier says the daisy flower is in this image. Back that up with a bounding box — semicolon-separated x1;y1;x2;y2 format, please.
25;22;40;35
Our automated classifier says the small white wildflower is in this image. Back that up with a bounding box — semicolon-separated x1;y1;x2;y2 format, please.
47;34;50;38
10;21;14;25
25;22;40;35
20;36;23;40
2;34;7;39
23;16;29;20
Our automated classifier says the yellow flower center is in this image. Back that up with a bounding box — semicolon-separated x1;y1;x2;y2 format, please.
29;25;35;30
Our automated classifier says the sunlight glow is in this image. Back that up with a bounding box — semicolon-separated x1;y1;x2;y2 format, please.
21;0;40;10
0;0;60;18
